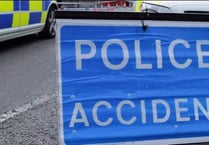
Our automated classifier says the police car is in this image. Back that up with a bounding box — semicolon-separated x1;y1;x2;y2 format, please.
0;0;58;42
140;1;209;13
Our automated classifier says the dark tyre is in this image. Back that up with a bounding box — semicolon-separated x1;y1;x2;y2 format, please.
39;7;56;38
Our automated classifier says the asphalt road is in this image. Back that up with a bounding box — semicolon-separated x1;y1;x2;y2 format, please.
0;35;59;145
0;35;57;114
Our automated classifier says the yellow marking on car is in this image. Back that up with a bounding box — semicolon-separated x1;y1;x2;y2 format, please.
12;13;20;28
30;1;43;11
135;0;142;12
0;1;13;12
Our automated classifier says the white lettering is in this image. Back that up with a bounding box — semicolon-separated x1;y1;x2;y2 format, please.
135;40;152;69
75;40;96;70
156;40;163;69
74;39;209;70
169;39;192;69
102;39;129;70
152;99;170;123
69;103;89;127
93;101;113;126
197;40;209;68
117;100;136;125
194;98;209;120
140;100;147;124
69;99;209;127
175;99;190;122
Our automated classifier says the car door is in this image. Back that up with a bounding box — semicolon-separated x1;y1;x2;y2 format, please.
19;0;44;32
42;0;50;24
0;0;21;41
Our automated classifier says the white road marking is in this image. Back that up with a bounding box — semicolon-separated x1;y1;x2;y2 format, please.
0;93;57;123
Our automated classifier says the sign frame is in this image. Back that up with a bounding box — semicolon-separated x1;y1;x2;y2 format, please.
56;11;209;145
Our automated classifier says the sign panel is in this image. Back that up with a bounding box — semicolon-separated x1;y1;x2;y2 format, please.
58;20;209;145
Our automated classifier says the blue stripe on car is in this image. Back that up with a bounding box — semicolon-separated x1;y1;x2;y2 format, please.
21;0;29;11
14;0;20;11
29;12;42;24
44;0;51;11
0;14;12;29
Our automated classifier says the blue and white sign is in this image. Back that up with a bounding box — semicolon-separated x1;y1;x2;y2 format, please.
57;20;209;145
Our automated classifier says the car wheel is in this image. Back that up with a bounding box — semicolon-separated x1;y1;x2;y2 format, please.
39;7;56;38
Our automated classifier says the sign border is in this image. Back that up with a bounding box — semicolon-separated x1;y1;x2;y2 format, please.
57;18;209;145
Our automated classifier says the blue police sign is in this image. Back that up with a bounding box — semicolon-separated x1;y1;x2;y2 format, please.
58;20;209;145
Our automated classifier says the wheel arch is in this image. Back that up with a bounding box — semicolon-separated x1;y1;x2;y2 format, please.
46;0;58;14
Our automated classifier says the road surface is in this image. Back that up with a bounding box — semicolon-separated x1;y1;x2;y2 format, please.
0;35;59;145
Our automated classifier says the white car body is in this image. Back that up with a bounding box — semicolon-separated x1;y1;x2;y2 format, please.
141;1;209;13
